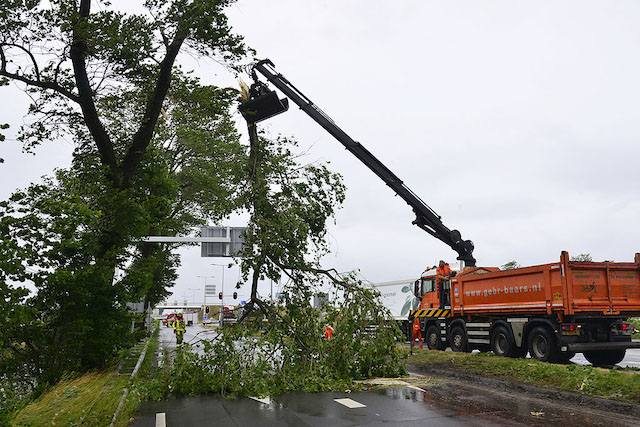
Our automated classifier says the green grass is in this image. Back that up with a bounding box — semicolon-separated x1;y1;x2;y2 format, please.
11;328;160;427
407;349;640;404
11;372;128;426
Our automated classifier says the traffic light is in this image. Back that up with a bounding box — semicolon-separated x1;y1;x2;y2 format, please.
218;292;223;300
205;306;210;314
233;292;238;299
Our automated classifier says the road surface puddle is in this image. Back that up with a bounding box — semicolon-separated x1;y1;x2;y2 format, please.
378;378;636;426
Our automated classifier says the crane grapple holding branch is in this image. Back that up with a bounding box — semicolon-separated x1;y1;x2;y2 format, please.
239;59;476;267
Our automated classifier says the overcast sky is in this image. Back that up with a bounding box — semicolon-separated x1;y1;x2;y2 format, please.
1;1;639;305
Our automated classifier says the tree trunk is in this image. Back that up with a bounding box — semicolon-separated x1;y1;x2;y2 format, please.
241;122;266;321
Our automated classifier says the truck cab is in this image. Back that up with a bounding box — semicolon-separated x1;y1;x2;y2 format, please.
413;264;460;310
414;273;443;309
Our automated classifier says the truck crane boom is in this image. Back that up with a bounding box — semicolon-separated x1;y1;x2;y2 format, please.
240;59;476;266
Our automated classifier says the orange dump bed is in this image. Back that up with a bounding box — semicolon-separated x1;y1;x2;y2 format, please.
452;252;640;317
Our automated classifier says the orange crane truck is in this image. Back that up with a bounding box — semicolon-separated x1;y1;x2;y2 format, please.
412;251;640;365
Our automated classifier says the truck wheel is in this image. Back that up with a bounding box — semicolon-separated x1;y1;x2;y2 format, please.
584;349;626;366
426;325;443;350
491;326;515;357
450;326;469;352
528;327;558;362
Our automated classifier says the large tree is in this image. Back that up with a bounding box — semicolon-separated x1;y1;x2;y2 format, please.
0;0;249;376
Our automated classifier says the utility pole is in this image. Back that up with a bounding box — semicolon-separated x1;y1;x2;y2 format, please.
196;275;214;320
211;263;230;325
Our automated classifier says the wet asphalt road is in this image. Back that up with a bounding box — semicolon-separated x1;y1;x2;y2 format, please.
131;375;638;427
131;387;511;427
139;324;640;426
158;322;217;359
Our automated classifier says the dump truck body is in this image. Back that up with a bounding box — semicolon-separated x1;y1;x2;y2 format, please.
411;252;640;365
453;252;640;317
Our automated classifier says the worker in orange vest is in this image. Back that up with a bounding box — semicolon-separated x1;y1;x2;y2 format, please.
324;323;334;340
436;260;452;278
436;260;452;308
412;319;422;348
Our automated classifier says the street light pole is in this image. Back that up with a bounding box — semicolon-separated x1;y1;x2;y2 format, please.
221;266;224;324
196;275;214;320
211;263;231;325
187;288;200;304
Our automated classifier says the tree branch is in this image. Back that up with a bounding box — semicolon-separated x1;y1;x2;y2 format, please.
69;0;121;185
3;43;40;80
120;25;189;186
0;45;79;103
267;255;379;305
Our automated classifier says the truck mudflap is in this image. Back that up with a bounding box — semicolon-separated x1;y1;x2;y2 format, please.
564;341;640;352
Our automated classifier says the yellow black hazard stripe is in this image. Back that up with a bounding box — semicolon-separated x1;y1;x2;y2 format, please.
410;309;451;318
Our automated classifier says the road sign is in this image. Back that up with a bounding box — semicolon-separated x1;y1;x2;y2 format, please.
200;226;247;257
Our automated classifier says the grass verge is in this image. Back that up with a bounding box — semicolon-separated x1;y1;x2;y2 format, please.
11;372;129;426
407;349;640;404
11;327;159;427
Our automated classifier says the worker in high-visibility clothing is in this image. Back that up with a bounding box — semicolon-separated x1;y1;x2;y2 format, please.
436;260;452;308
412;319;423;348
172;311;187;348
324;323;334;340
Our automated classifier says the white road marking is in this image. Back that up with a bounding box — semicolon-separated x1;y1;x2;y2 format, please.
335;398;366;408
249;396;272;405
407;385;424;392
155;412;166;427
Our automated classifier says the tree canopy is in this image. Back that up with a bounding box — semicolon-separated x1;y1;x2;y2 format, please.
0;0;251;391
500;260;521;270
570;253;593;262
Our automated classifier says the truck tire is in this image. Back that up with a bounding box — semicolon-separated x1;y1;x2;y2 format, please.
426;325;444;350
583;349;626;366
491;326;516;358
528;326;559;362
450;326;469;352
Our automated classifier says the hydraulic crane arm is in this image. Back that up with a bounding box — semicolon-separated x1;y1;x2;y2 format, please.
243;59;476;266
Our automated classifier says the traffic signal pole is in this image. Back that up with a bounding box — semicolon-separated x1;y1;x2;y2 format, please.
220;266;224;325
